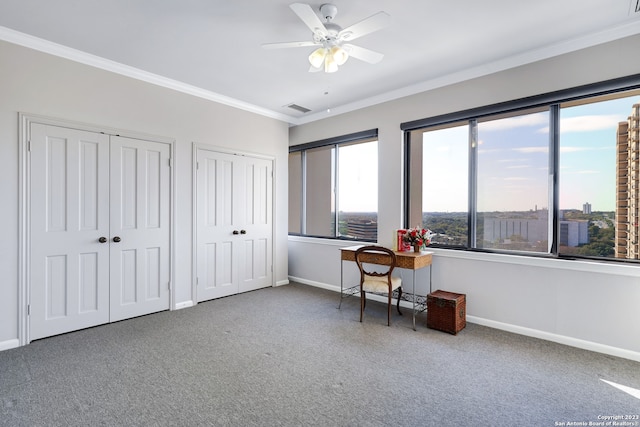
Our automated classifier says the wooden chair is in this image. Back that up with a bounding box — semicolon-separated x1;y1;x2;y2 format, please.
355;245;403;326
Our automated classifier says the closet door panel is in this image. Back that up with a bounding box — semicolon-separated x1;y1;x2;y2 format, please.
29;124;110;340
110;136;171;321
196;151;241;301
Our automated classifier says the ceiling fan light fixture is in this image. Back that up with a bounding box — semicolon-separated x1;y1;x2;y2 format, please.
330;45;349;66
308;47;327;69
264;3;389;74
324;54;339;73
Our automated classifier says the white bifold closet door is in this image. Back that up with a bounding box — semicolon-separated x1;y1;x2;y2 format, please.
29;123;171;340
196;149;273;302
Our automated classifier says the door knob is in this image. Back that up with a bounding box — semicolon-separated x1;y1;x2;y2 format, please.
240;230;246;234
98;237;107;243
113;236;121;243
232;230;239;235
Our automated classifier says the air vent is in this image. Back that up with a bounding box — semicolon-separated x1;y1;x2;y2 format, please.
286;103;311;114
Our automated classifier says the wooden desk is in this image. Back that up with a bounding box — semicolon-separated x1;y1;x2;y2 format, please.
339;245;433;330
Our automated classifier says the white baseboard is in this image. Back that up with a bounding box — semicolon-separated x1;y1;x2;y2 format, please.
289;276;338;292
467;316;640;363
0;339;20;352
174;300;194;310
289;276;640;363
275;279;290;287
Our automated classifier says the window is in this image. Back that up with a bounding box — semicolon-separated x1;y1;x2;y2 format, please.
407;122;469;246
337;141;378;240
476;109;550;253
305;145;335;237
403;74;640;262
289;130;379;241
559;92;640;259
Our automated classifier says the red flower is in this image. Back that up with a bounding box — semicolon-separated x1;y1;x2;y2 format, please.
402;226;433;248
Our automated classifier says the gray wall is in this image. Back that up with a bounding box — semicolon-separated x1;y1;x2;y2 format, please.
0;40;289;349
288;34;640;361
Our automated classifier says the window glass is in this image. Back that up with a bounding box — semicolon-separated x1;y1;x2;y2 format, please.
304;146;335;237
337;140;378;241
288;151;302;234
559;91;640;259
409;124;469;246
289;133;378;241
476;109;550;252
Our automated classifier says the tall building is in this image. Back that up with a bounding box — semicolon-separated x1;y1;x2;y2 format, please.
615;103;640;259
483;209;548;246
345;220;378;240
559;220;589;247
582;202;592;214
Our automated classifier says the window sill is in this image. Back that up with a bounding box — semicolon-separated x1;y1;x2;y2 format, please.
288;235;640;278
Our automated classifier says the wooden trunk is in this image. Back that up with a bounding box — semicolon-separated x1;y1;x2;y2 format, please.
426;290;466;335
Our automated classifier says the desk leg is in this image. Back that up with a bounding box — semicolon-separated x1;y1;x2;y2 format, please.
412;269;416;331
338;258;344;309
338;259;344;310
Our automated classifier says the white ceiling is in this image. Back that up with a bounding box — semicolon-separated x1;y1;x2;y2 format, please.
1;0;639;125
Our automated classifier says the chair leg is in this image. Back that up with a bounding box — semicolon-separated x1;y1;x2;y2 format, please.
360;291;365;323
387;292;392;326
397;287;403;316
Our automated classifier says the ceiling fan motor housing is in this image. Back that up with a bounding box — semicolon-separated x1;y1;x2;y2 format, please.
320;4;338;22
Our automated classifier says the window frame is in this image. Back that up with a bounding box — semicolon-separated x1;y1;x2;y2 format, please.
402;73;640;263
289;129;379;241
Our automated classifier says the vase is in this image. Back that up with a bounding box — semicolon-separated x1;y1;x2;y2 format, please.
413;244;421;253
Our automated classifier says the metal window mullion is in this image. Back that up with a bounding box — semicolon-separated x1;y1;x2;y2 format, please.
469;119;478;248
301;150;307;235
403;131;411;229
333;144;339;238
549;104;560;255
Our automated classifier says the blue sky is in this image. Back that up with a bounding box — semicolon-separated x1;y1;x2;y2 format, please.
423;94;640;212
338;93;640;214
559;96;639;211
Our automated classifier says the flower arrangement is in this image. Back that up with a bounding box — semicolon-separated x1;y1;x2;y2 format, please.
401;226;433;250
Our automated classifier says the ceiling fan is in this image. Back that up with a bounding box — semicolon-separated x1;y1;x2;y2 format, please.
262;3;390;73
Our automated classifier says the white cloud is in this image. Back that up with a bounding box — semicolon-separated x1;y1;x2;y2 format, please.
537;114;623;134
564;169;601;175
560;146;590;153
562;114;622;133
513;147;548;154
479;113;548;131
560;146;611;153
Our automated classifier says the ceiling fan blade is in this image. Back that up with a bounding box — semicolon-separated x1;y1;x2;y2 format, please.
262;41;319;49
289;3;328;38
338;11;390;42
343;44;384;64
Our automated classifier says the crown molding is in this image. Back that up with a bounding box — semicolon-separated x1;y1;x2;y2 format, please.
3;19;640;128
0;26;297;124
294;19;640;125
